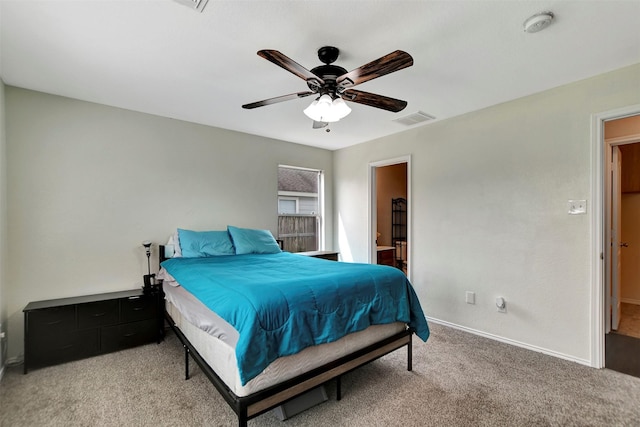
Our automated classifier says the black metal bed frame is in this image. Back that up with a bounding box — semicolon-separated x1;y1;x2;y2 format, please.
159;245;414;427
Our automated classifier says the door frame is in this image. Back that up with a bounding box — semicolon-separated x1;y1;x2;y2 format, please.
591;104;640;368
369;155;411;279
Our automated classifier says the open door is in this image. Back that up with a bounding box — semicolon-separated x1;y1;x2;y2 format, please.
595;109;640;373
611;145;622;330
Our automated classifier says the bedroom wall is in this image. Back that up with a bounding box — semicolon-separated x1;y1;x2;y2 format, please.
4;87;334;361
333;62;640;366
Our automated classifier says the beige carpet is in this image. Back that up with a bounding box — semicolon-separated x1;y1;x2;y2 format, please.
2;323;640;426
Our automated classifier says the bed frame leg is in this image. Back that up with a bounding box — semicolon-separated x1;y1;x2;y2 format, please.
407;333;413;372
184;345;190;380
238;408;248;427
336;376;342;401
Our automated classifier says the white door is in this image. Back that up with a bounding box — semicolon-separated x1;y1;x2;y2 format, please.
612;145;622;331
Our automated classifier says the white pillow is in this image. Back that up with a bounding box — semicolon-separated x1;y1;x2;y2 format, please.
166;231;182;258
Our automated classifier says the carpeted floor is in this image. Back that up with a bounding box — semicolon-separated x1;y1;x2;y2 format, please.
2;323;640;426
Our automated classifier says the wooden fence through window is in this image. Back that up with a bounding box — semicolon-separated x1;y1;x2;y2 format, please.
278;215;318;253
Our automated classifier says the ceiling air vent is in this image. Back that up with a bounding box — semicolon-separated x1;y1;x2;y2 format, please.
174;0;209;12
393;111;435;126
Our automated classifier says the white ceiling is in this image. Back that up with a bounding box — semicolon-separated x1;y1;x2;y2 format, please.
1;1;639;151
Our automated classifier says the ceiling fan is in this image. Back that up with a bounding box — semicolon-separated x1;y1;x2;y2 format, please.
242;46;413;129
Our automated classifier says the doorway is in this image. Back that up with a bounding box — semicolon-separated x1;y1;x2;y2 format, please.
603;114;640;377
369;156;410;278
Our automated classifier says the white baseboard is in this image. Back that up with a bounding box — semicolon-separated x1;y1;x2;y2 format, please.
426;317;592;367
621;298;640;305
6;356;23;366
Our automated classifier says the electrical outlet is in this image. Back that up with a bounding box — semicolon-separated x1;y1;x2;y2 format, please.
466;291;475;305
496;297;507;313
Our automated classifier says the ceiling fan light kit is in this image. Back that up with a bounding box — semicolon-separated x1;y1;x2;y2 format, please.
304;95;351;123
242;46;413;129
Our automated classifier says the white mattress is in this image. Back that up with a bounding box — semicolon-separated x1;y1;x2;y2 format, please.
164;290;406;397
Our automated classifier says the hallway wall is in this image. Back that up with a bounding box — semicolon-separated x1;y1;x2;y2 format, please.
376;163;407;247
622;192;640;303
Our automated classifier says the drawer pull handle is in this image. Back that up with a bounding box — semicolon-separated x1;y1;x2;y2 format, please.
92;312;106;317
57;344;74;350
133;307;145;311
128;296;141;300
46;320;62;326
123;333;136;337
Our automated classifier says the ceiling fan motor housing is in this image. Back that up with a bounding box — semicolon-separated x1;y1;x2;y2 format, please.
308;64;348;97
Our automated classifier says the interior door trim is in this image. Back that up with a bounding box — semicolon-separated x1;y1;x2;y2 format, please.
591;104;640;369
368;155;411;280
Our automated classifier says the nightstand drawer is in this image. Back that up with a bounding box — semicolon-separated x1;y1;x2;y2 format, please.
78;300;119;329
27;329;98;369
101;318;157;352
28;306;75;335
120;295;156;323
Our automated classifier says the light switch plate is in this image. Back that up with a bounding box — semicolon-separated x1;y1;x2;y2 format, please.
465;291;475;305
568;200;587;215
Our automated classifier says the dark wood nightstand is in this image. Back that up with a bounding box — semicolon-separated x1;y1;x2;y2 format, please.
23;288;162;373
297;250;339;261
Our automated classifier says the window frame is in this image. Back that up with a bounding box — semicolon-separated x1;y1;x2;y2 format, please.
277;165;324;252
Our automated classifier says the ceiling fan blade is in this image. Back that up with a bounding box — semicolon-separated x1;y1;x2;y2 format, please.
257;50;324;86
341;89;408;112
336;50;413;89
242;91;316;109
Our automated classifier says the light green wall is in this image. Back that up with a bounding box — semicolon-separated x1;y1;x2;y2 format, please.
5;88;333;361
334;63;640;365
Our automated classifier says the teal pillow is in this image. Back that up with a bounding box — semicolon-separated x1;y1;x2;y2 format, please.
177;229;235;258
227;226;282;255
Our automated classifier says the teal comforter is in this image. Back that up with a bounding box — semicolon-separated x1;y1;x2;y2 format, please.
161;252;429;385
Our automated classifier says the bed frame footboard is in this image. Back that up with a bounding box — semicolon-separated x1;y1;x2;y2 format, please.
165;309;413;427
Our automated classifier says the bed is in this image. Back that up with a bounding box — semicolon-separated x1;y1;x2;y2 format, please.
157;226;429;426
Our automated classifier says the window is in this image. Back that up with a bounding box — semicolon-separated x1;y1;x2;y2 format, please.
278;197;298;214
277;166;323;252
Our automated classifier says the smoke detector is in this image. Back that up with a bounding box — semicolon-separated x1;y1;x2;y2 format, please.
523;11;554;33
